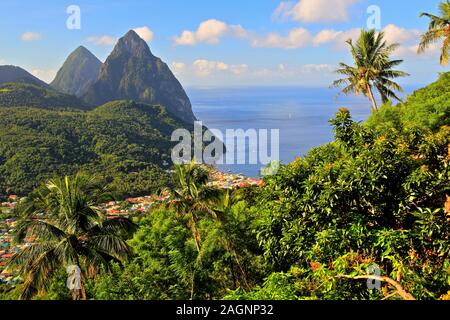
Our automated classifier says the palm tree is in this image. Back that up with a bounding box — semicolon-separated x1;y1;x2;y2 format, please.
418;1;450;66
8;174;136;300
212;191;251;290
332;29;409;112
169;162;220;253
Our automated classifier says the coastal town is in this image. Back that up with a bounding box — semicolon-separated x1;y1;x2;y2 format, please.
0;169;264;285
0;197;18;286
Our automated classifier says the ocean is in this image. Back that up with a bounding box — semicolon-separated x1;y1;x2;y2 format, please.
188;86;418;177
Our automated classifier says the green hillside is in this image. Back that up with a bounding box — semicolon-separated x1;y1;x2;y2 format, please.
0;100;190;198
366;72;450;131
82;72;448;301
0;82;90;110
0;65;48;87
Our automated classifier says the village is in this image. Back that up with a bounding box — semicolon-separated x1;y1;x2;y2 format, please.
0;197;19;286
0;169;264;285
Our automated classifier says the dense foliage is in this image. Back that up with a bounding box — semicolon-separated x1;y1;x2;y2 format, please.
0;70;448;300
0;100;188;198
8;174;136;300
91;73;449;301
0;82;89;110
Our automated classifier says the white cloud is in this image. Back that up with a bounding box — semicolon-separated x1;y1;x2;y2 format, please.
382;24;420;44
87;35;117;46
170;62;187;76
31;69;57;83
251;28;313;49
172;18;355;50
310;24;439;60
313;28;360;48
192;59;249;77
272;1;297;22
173;19;248;45
21;32;42;41
172;59;333;80
274;0;361;23
382;24;440;59
254;63;335;78
133;26;154;42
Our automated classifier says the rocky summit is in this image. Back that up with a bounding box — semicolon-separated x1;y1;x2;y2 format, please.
83;30;196;123
51;46;102;97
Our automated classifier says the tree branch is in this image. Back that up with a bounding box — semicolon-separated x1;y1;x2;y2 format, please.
336;274;416;300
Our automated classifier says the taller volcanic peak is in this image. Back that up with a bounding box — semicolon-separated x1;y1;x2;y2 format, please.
83;30;196;123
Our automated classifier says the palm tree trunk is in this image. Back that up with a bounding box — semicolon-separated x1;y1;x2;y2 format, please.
190;214;202;253
72;289;81;300
367;85;378;112
80;278;87;300
190;270;195;300
224;239;250;290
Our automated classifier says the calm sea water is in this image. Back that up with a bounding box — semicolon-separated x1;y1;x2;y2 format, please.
188;86;418;177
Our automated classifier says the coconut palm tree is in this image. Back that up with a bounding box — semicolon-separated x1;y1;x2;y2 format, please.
418;1;450;66
169;162;220;253
212;191;251;290
8;174;136;300
332;29;409;112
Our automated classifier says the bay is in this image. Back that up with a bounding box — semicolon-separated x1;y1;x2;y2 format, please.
189;86;419;177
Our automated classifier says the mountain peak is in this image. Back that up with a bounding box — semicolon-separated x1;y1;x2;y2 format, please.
113;29;152;56
74;45;90;54
83;30;195;122
50;46;102;97
124;29;140;40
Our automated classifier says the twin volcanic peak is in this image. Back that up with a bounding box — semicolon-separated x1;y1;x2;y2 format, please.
0;30;196;122
51;45;102;97
83;30;195;122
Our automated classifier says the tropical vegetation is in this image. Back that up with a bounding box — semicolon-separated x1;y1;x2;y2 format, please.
418;0;450;66
7;174;136;300
2;70;447;300
0;100;188;199
333;29;409;112
0;5;449;301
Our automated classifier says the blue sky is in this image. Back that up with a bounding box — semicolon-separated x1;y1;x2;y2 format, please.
0;0;447;87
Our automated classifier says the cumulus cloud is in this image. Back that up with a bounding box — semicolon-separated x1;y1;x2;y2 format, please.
31;69;57;83
381;24;439;59
172;59;250;78
173;19;248;45
171;59;333;81
273;0;361;23
170;62;187;76
172;17;434;60
310;24;439;59
172;18;356;49
251;28;313;49
382;24;420;44
256;63;335;77
87;35;117;46
21;32;42;41
312;28;360;48
133;26;154;42
191;60;249;77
